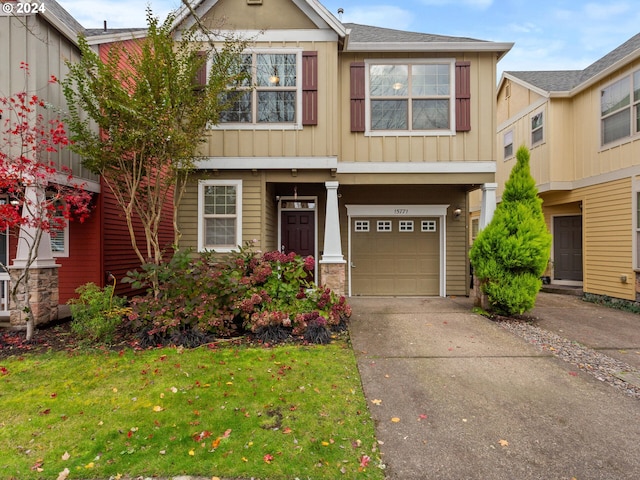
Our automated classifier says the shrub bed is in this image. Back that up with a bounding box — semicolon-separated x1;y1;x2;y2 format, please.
124;245;351;346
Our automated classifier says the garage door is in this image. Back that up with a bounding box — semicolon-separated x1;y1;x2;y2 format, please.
351;217;440;295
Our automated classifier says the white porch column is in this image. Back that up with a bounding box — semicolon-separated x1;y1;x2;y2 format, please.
320;181;345;263
319;181;346;294
12;185;56;268
479;182;497;229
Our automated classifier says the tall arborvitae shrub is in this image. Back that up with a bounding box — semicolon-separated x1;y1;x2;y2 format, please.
469;145;551;315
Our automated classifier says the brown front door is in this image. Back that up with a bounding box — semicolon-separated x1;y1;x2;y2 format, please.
553;215;583;281
281;211;315;258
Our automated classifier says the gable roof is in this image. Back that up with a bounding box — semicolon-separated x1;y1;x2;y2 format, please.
172;0;346;37
503;32;640;96
40;0;85;45
343;23;512;57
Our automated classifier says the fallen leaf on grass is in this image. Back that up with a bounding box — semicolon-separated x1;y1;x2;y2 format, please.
263;453;274;464
61;451;70;461
188;449;195;456
56;468;70;480
153;405;164;412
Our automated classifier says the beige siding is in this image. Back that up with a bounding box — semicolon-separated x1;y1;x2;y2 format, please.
339;52;498;163
178;172;265;251
202;0;317;30
200;40;338;159
581;178;634;299
0;15;96;182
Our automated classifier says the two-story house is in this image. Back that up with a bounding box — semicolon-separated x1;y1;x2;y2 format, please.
481;32;640;301
0;0;173;326
172;0;512;297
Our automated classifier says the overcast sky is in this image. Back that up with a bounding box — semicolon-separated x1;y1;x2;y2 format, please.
57;0;640;77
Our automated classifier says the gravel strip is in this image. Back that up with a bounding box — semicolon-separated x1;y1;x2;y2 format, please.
495;318;640;400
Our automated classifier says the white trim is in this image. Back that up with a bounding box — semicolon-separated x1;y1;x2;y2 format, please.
346;41;514;57
85;30;148;45
537;164;640;193
277;196;318;284
212;49;304;130
345;204;448;297
195;156;338;170
337;161;496;174
364;58;456;136
197;179;243;253
184;29;339;43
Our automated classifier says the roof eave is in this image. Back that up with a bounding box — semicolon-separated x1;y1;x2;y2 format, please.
85;30;148;45
501;72;551;98
345;41;513;56
39;9;82;47
570;49;640;96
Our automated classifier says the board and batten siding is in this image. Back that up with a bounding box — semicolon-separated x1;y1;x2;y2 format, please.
200;41;338;160
0;15;96;182
339;52;498;164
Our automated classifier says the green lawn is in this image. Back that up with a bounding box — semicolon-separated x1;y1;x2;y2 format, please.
0;341;384;480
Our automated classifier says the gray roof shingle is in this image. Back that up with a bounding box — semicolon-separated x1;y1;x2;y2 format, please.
507;32;640;93
344;22;486;45
43;0;85;37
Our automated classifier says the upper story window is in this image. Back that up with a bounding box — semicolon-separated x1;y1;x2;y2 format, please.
366;60;455;134
601;70;640;146
503;129;514;159
531;111;544;145
218;51;300;127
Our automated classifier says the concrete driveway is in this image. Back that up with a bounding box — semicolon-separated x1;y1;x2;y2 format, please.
348;296;640;480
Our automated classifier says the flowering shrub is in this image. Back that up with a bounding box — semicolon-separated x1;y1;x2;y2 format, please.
126;244;352;345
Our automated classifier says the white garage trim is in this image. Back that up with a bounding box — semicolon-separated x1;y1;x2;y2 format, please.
346;205;449;297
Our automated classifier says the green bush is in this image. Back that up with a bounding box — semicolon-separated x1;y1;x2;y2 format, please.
470;145;551;315
68;282;130;344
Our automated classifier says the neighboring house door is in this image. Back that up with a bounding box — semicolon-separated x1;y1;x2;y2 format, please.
351;217;440;295
280;211;315;258
553;215;583;281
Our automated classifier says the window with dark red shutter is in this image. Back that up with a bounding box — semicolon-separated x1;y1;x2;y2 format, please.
302;51;318;126
350;62;365;132
194;51;207;91
455;61;471;132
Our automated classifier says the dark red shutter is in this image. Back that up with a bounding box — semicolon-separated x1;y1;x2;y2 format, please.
194;51;207;90
455;61;471;132
350;62;365;132
302;51;318;126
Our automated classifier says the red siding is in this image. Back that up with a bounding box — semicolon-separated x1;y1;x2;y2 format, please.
455;61;471;132
302;51;318;126
57;200;102;303
101;178;175;298
350;62;366;132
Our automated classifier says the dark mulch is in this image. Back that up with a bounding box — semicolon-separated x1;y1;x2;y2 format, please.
0;318;351;360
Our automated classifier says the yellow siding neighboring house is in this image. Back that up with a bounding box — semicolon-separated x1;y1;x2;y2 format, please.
488;33;640;301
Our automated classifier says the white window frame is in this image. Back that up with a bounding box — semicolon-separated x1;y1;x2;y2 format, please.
399;220;414;232
421;220;437;232
600;69;640;147
364;58;456;136
503;129;514;159
531;110;544;146
213;49;303;131
377;220;392;232
198;179;243;252
354;220;370;232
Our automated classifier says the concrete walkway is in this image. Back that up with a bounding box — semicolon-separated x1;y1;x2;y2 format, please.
348;294;640;480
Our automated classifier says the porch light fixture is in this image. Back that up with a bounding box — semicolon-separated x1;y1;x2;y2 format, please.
453;207;462;218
